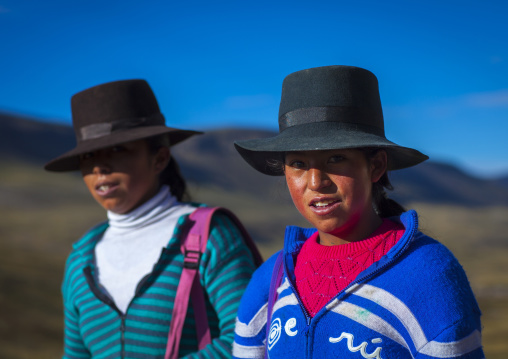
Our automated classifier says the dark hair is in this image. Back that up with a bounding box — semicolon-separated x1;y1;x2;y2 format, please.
146;134;189;202
359;148;406;218
268;148;406;218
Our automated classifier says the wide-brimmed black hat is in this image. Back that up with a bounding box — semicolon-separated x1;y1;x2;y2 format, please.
44;79;201;172
234;65;428;176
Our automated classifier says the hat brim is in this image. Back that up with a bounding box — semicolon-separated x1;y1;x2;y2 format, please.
44;126;202;172
234;122;428;175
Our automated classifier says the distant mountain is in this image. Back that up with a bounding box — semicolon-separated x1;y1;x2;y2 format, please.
389;161;508;206
2;112;508;207
171;128;288;200
0;112;75;164
493;176;508;190
173;128;508;207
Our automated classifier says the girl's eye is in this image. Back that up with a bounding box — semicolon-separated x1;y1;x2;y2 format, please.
328;155;345;163
288;160;306;169
111;145;126;153
81;152;94;160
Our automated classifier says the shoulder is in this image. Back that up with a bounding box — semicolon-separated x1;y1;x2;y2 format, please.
370;230;481;329
62;221;107;299
71;221;108;253
201;206;253;253
237;251;281;320
67;221;107;253
175;203;241;234
253;250;281;282
372;209;480;320
64;221;107;277
404;231;471;287
180;205;262;273
348;229;482;354
391;230;475;297
392;210;473;290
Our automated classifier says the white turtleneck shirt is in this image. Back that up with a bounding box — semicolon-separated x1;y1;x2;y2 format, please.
95;185;196;313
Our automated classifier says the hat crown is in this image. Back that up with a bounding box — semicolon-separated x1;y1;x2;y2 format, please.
71;79;163;142
44;79;201;172
278;66;384;133
234;65;429;175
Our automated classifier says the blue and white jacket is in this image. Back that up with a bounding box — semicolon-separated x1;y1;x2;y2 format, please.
233;210;484;359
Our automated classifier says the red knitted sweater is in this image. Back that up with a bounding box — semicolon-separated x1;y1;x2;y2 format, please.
294;219;405;317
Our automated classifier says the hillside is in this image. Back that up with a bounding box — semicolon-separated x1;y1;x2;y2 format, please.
1;112;508;207
0;113;75;164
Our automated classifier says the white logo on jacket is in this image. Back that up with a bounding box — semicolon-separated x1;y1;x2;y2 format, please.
268;318;282;350
284;318;298;336
329;332;382;359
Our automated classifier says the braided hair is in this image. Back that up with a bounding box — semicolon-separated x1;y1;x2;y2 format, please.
359;148;405;218
145;134;189;202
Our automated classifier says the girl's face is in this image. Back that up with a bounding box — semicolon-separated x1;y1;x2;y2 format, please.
79;140;170;214
284;149;387;245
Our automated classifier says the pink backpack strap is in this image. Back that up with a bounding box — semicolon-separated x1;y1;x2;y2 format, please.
165;206;263;359
164;207;215;359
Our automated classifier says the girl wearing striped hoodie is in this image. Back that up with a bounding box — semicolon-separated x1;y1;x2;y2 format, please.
45;79;258;358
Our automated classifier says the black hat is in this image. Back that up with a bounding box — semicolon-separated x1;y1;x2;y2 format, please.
44;79;201;172
234;65;428;175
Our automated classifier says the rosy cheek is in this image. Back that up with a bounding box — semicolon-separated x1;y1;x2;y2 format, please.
286;180;305;214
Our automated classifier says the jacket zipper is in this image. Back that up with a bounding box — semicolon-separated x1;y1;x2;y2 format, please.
120;317;126;359
83;244;176;359
84;267;127;359
282;258;312;357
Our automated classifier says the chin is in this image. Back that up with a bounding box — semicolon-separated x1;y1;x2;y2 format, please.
314;218;345;231
102;203;125;214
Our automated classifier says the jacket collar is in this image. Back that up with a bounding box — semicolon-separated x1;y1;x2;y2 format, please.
282;209;419;258
281;210;420;302
72;221;109;253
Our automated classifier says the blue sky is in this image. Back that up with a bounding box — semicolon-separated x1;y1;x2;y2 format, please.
0;0;506;177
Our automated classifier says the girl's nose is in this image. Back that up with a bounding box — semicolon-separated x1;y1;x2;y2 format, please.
308;168;331;191
92;159;112;175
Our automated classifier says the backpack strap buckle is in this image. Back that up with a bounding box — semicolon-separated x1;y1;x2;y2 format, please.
183;249;202;269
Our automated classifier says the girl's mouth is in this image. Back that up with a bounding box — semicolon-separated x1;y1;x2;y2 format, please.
310;198;341;215
311;199;339;207
95;182;119;196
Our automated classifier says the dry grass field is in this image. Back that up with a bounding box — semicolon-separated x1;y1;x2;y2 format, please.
1;161;507;358
415;204;508;359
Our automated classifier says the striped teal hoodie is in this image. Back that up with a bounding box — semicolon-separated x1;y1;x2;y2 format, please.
62;208;257;358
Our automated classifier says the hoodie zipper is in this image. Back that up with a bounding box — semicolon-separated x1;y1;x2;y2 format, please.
84;266;127;358
282;257;313;358
83;243;176;359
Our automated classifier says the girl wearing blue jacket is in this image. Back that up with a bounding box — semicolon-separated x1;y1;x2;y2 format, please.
232;65;484;359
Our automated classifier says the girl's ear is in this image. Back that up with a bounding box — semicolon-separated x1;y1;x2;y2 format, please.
370;150;388;183
153;146;171;174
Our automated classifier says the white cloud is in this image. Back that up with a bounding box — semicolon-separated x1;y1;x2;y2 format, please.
463;89;508;108
386;89;508;121
490;56;503;64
